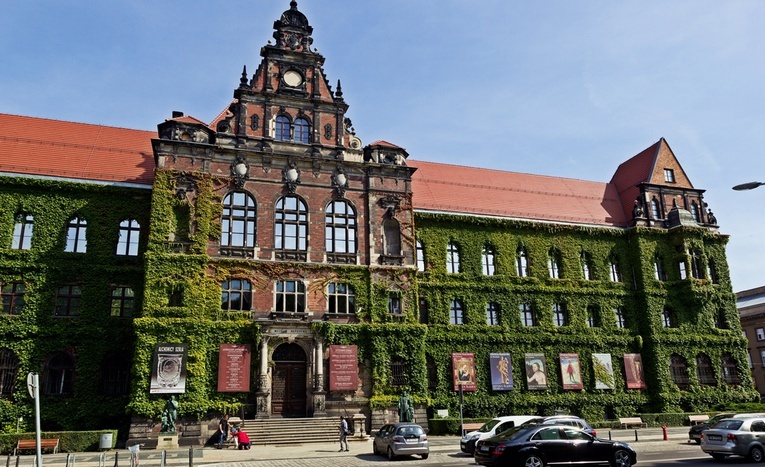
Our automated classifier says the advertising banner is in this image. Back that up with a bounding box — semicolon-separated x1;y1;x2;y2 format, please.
489;353;513;391
592;353;615;390
150;343;187;394
525;353;548;390
217;344;251;392
624;353;647;389
329;345;358;391
452;352;477;391
560;353;583;390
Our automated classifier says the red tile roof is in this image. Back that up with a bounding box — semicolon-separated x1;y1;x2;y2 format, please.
409;160;629;227
0;113;155;186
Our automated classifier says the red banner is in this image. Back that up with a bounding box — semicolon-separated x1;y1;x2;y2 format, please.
329;345;358;391
217;344;251;392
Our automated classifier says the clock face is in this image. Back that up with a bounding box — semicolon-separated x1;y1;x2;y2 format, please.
283;70;303;87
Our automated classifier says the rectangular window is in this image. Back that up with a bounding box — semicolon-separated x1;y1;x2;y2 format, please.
615;307;626;328
388;295;401;315
552;303;567;326
760;350;765;366
110;287;134;317
679;261;687;280
485;303;498;325
664;168;675;183
520;303;535;327
757;328;765;341
1;282;25;315
55;285;81;317
450;299;463;325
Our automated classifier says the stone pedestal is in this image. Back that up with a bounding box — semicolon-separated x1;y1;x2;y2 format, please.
352;414;368;438
156;433;179;450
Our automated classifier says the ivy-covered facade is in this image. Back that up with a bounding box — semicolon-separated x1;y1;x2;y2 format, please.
0;1;756;440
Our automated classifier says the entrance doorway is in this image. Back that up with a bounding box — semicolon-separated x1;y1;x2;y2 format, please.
271;343;307;417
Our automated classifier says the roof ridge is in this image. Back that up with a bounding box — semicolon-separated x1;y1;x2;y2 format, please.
410;159;605;185
0;135;151;155
415;177;617;201
0;112;153;133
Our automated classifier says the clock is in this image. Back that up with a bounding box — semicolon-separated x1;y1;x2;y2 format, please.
283;70;303;87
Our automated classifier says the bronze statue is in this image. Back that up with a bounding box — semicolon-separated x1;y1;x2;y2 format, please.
397;391;414;423
160;395;179;433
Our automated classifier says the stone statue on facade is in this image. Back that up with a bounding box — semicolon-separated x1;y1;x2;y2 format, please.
397;391;414;423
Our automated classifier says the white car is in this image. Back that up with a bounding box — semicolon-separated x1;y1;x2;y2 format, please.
460;415;538;454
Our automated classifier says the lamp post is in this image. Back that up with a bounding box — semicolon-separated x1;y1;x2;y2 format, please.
732;181;765;191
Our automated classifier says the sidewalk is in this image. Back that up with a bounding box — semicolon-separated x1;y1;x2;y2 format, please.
9;426;702;466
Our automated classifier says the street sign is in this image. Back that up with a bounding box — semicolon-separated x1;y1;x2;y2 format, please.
27;372;36;399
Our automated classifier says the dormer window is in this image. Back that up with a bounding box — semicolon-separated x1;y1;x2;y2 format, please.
664;168;675;183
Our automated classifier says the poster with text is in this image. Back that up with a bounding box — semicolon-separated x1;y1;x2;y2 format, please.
150;343;187;394
525;353;548;390
592;353;615;390
217;344;251;392
624;353;647;389
489;353;514;391
452;352;477;391
559;353;583;390
329;345;358;391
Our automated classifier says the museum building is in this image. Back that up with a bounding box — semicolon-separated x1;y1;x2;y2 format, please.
0;1;756;442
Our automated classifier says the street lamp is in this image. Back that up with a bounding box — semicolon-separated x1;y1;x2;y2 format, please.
732;181;765;191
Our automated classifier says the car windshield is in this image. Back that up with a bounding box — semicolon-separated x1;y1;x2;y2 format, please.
494;426;532;441
397;426;424;437
713;420;743;430
519;418;544;428
480;419;500;432
706;414;731;425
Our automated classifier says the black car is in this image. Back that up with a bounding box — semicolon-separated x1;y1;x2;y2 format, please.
474;424;636;467
688;413;733;444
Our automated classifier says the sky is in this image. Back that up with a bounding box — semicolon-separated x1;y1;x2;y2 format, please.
2;1;764;292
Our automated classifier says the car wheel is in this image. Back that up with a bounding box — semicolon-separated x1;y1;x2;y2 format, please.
749;446;764;463
612;449;632;467
387;446;396;461
523;454;545;467
712;453;727;461
694;439;701;445
372;442;379;455
421;453;429;460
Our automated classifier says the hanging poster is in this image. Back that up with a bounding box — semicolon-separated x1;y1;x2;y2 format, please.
592;353;615;390
150;343;187;394
217;344;251;392
560;353;583;390
524;353;548;390
452;352;477;391
624;353;647;389
329;345;358;391
489;353;514;391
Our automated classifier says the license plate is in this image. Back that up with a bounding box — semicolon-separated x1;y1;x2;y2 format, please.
707;435;722;441
480;445;491;452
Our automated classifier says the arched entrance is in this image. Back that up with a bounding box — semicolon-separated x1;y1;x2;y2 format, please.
271;343;307;417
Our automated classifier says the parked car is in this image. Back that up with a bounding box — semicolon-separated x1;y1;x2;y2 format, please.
689;413;764;444
460;415;538;454
474;424;636;467
701;417;765;462
372;422;429;460
521;415;597;436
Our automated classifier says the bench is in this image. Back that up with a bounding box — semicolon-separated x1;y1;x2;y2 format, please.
618;417;646;429
14;438;59;455
462;422;484;434
689;414;710;425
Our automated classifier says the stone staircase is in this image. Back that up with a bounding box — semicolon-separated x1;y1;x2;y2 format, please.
240;417;339;445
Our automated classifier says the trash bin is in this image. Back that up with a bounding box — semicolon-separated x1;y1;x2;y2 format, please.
100;433;113;450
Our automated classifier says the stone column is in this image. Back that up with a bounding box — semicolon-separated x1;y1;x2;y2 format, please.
255;336;270;419
312;337;327;416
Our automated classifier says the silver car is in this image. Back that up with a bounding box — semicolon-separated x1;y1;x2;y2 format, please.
372;422;429;460
701;417;765;462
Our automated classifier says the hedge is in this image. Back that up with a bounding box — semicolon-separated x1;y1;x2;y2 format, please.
0;430;117;454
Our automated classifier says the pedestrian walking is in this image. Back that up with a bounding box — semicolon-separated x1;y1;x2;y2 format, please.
339;416;349;452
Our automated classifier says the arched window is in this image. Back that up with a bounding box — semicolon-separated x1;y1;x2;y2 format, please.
12;213;33;250
580;252;593;280
222;192;257;248
450;299;463;325
721;353;741;385
275;196;308;252
325;200;357;259
690;202;700;223
482;246;496;276
99;353;131;396
328;283;356;314
0;348;19;396
42;351;75;396
390;356;408;386
116;219;141;256
274;115;291;141
651;198;661;219
415;240;425;271
426;355;438;390
294;118;310;144
275;280;305;313
65;216;87;253
486;302;499;325
383;218;401;257
696;354;716;386
669;354;690;389
548;249;561;279
516;247;529;277
221;279;252;311
447;242;460;274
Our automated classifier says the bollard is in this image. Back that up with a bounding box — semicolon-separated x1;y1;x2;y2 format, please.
662;424;668;441
113;451;119;467
634;429;639;442
160;450;166;467
99;452;106;467
188;446;194;467
15;455;19;467
6;453;10;467
608;431;612;440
